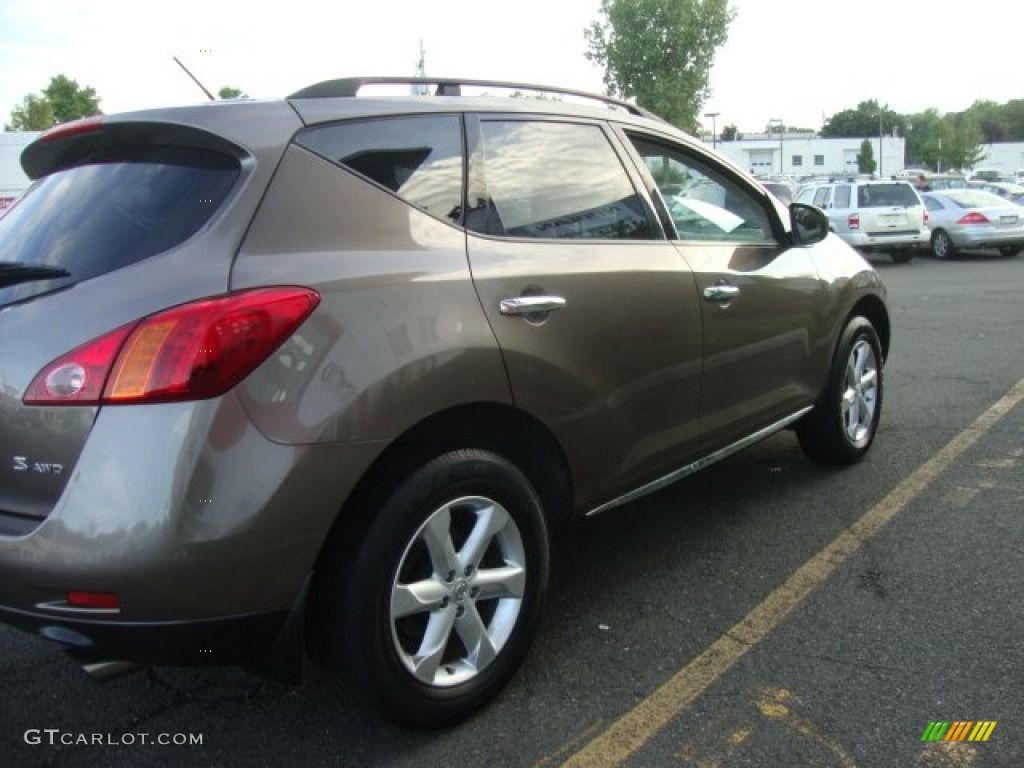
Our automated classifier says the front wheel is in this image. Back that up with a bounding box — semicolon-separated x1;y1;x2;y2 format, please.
798;316;883;465
999;246;1020;257
309;450;550;728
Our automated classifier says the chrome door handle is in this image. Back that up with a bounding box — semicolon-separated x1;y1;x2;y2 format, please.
499;296;567;316
703;285;740;302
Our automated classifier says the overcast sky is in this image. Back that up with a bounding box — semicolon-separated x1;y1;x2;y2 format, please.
1;0;1020;135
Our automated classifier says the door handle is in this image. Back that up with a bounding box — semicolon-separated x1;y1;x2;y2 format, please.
703;285;740;302
499;296;567;316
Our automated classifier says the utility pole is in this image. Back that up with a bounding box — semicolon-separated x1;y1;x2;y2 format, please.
704;111;720;150
412;40;428;95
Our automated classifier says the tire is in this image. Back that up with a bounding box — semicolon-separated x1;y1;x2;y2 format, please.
931;229;956;259
999;246;1020;257
797;316;883;465
309;449;550;728
891;250;914;264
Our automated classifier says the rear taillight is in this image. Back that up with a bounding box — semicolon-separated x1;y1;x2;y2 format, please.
24;287;319;405
923;210;929;224
848;213;860;230
957;212;989;225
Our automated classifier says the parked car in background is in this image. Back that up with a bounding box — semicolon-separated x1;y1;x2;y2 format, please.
794;178;929;263
925;174;968;191
0;77;890;728
761;180;795;206
971;181;1024;205
921;189;1024;258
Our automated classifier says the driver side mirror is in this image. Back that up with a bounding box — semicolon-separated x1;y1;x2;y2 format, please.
790;203;829;246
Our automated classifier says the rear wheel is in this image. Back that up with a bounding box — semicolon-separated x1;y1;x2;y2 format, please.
931;230;956;259
798;316;883;465
309;449;549;728
999;246;1020;257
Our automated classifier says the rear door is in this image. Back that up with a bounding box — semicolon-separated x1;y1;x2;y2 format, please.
464;115;704;512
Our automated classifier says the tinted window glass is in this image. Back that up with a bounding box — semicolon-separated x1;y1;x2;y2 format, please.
0;146;238;308
297;116;463;224
627;133;775;243
812;187;832;207
833;185;851;208
469;121;656;240
857;183;920;207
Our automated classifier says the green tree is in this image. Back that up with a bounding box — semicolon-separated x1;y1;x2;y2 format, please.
218;86;248;99
822;99;904;138
721;124;740;141
5;93;54;130
857;139;876;175
584;0;735;133
6;74;101;130
42;75;101;124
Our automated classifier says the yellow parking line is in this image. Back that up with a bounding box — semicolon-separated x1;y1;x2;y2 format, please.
564;378;1024;768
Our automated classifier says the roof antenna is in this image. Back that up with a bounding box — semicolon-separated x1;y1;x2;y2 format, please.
173;56;216;101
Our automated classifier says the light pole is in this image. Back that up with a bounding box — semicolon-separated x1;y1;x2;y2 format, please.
769;118;784;175
878;111;884;178
704;111;720;150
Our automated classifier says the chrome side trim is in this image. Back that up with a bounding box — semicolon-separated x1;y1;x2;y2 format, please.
585;406;814;517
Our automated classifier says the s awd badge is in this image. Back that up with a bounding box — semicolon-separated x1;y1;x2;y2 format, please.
12;456;64;474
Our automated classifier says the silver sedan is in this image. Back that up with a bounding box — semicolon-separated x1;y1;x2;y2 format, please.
921;190;1024;258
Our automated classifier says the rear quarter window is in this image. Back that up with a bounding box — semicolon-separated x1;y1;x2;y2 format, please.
0;145;239;307
295;115;463;225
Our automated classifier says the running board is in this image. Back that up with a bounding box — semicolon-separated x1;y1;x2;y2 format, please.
586;407;813;517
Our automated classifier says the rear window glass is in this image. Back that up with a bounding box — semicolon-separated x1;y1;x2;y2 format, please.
856;183;919;207
944;190;1009;208
0;146;238;307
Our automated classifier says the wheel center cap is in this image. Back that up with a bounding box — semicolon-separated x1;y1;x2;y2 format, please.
452;579;470;604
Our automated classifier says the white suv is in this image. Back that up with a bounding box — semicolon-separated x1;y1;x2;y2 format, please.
795;179;929;263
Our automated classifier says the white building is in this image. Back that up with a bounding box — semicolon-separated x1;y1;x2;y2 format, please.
1;131;38;212
703;132;906;179
970;142;1024;176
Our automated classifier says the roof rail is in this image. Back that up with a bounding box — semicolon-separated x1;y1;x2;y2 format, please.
287;77;666;123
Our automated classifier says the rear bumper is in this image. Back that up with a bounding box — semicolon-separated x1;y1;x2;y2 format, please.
950;229;1024;249
839;230;929;251
0;602;287;666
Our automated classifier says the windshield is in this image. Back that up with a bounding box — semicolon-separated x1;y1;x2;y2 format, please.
0;145;239;308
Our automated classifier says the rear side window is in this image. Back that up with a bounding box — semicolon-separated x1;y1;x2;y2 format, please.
812;187;832;207
296;115;463;224
833;185;851;208
857;183;920;207
0;146;238;307
467;120;656;240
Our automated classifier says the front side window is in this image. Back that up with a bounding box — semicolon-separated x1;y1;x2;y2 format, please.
297;115;463;224
627;133;775;243
467;120;656;240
